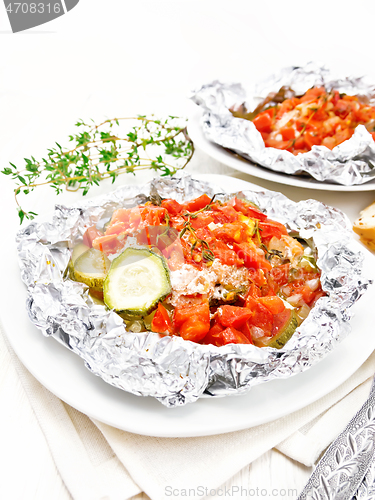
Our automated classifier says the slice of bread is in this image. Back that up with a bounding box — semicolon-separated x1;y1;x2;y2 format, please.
353;202;375;249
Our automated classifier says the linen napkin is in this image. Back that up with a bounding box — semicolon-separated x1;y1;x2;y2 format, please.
2;323;375;500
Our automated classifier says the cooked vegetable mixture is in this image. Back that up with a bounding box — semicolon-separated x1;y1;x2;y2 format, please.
232;86;375;155
70;194;325;348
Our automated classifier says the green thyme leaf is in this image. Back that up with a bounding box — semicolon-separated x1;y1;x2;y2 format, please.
3;115;194;224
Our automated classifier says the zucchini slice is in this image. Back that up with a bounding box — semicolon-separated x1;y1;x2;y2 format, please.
68;243;89;275
71;243;90;265
73;248;110;289
103;248;171;316
254;309;298;349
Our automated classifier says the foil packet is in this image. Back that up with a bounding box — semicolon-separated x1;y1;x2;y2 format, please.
16;175;371;407
190;62;375;186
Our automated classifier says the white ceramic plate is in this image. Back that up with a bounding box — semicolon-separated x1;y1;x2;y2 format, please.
188;109;375;192
2;174;375;437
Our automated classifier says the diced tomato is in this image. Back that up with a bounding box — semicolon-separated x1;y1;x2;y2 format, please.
334;99;352;119
253;112;272;133
334;128;354;146
280;127;295;141
137;226;179;252
201;323;224;346
300;285;315;305
138;206;167;226
355;106;375;123
211;204;239;224
245;207;267;221
322;136;337;150
82;226;104;247
271;308;293;337
246;282;262;298
233;242;271;271
179;318;210;342
310;290;325;307
217;305;254;329
230;198;268;221
190;213;215;230
312;108;329;122
264;138;290;150
304;132;321;149
151;303;174;334
276;98;298;118
332;91;340;106
108;209;131;227
194;228;214;242
257;296;285;315
231;197;252;216
173;301;210;330
238;321;254;343
245;296;273;335
268;263;290;288
204;326;251;345
211;240;244;266
128;208;142;228
219;327;251;345
342;94;357;102
264;108;276;119
300;87;325;102
121;205;166;230
161;199;182;215
208;323;224;336
105;221;128;236
183;194;211;213
165;247;185;271
293;136;307;151
92;233;119;254
258;220;288;240
212;223;248;244
248;268;268;288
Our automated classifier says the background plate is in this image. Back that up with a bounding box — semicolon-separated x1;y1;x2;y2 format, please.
2;174;375;437
188;109;375;192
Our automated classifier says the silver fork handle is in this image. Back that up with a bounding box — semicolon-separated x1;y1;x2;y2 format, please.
298;385;375;500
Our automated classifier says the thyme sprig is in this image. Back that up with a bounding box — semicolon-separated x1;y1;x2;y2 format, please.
263;248;284;262
179;218;215;262
155;212;171;245
254;220;262;245
2;115;194;224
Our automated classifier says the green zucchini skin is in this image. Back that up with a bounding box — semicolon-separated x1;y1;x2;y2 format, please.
103;247;171;317
255;309;298;349
268;310;298;349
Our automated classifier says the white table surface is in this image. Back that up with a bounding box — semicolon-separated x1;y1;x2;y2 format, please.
1;1;375;498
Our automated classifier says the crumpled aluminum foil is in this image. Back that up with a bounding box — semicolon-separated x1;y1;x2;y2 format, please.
16;175;371;407
190;62;375;186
